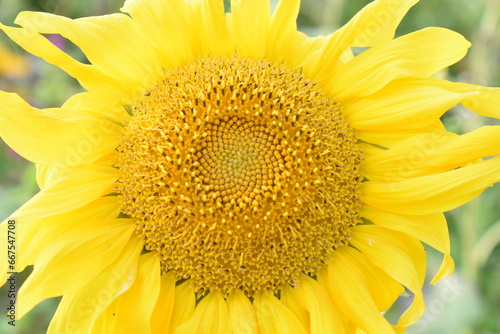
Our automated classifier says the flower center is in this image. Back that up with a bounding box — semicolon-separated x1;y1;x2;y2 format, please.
117;56;362;296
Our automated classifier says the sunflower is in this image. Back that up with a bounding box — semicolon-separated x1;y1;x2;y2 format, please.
1;0;500;332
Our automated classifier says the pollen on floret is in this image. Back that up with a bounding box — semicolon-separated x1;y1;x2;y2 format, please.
116;56;363;296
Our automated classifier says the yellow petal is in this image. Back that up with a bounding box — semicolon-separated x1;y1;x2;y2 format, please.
253;292;308;334
0;22;128;101
18;222;134;319
325;247;395;333
175;292;231;334
350;225;426;328
168;281;196;334
281;284;308;328
92;253;160;334
0;197;120;281
361;206;454;283
344;78;469;131
346;0;419;47
266;0;300;62
121;0;198;67
285;32;326;69
14;11;162;96
227;291;258;334
361;205;455;284
415;77;500;119
282;274;346;334
48;237;143;333
460;87;500;119
62;91;130;125
303;0;418;83
93;250;158;334
35;164;58;190
197;0;234;56
0;91;121;167
345;248;405;311
361;156;500;215
228;0;270;58
430;254;455;285
14;196;121;277
150;272;177;334
357;120;447;149
328;27;470;101
3;165;116;223
363;126;500;182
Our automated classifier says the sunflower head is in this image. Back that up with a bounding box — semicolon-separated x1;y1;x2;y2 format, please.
117;55;362;296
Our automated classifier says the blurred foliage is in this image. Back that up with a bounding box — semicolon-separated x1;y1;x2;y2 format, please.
0;0;499;333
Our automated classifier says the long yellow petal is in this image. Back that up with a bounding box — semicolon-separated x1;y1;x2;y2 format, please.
357;120;447;149
92;253;160;334
344;78;469;130
414;77;500;119
0;91;121;167
2;165;116;223
0;22;129;101
253;292;308;334
282;274;346;334
197;0;234;56
325;247;395;333
14;11;162;94
175;292;231;334
150;272;177;334
285;31;326;69
361;206;454;283
47;237;143;333
18;222;134;319
328;27;470;101
303;0;418;84
18;197;121;271
363;126;500;182
361;156;500;215
266;0;300;62
281;284;308;328
228;0;270;58
0;167;116;279
346;248;405;312
227;291;258;334
168;281;196;334
61;91;130;125
350;226;426;329
121;0;198;67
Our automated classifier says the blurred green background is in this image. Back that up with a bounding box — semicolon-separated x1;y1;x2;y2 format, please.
0;0;499;333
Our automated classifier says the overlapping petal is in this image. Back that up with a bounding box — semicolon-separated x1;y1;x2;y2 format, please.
17;222;134;319
282;273;346;333
324;247;396;333
303;0;419;84
47;237;143;334
175;292;232;334
227;292;259;334
14;11;162;102
328;27;470;101
228;0;271;58
362;156;500;215
0;91;121;167
253;292;308;334
150;272;177;333
122;0;199;67
91;253;160;334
